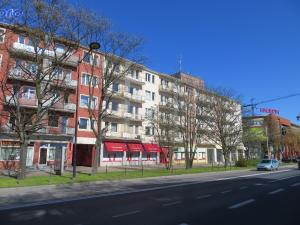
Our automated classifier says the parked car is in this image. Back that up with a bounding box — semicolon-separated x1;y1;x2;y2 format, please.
257;159;280;171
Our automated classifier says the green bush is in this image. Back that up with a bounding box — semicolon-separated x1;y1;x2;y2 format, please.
235;158;248;167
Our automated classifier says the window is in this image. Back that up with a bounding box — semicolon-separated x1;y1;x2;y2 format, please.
48;113;59;127
18;35;25;44
83;51;91;63
145;108;153;118
80;95;97;108
0;29;5;43
0;147;20;160
128;105;134;113
0;54;2;66
111;101;118;111
93;54;99;66
26;62;37;74
145;126;152;135
81;73;98;86
111;123;118;132
79;118;89;129
135;125;139;134
152;75;155;83
152;92;155;101
135;70;139;79
128;86;134;95
145;73;151;82
28;38;34;47
145;90;151;101
55;43;65;52
23;87;35;99
64;93;69;104
112;83;119;92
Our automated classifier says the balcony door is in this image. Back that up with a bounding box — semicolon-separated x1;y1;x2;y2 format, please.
61;116;68;134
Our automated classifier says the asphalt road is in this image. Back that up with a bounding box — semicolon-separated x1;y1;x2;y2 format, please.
1;167;300;225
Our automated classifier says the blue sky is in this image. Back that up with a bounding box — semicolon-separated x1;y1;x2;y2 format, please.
70;0;300;123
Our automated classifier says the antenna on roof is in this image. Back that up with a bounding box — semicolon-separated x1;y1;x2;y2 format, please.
178;54;182;72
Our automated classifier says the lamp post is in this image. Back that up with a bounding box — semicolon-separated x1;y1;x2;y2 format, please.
72;42;101;179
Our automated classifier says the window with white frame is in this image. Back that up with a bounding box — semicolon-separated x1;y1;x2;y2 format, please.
128;105;134;113
0;147;20;160
152;92;155;101
152;75;155;83
83;51;91;63
111;101;118;111
145;73;151;82
48;112;59;127
145;90;151;101
80;95;97;108
145;126;154;136
111;123;118;132
112;83;119;92
0;29;5;43
79;118;89;130
23;87;36;99
81;73;98;86
18;34;25;44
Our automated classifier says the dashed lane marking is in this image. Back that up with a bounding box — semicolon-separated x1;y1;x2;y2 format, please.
112;210;141;218
163;201;182;207
269;188;285;195
228;199;255;209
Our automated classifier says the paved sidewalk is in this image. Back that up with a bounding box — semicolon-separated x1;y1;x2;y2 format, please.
0;165;296;210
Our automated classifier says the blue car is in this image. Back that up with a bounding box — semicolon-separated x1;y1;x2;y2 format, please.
257;159;280;171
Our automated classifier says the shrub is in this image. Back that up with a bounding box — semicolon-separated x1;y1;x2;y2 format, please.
235;158;248;167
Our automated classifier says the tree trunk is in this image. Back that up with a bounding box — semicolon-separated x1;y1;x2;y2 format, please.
91;139;101;174
18;142;28;180
223;152;229;168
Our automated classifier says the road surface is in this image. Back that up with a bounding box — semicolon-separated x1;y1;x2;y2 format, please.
1;167;299;225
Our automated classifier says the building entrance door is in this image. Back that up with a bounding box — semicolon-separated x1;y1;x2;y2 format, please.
39;148;47;164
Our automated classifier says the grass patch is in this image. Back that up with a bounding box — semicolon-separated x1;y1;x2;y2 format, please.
0;165;252;188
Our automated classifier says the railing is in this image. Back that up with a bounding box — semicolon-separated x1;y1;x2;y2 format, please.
124;92;144;102
106;131;142;139
6;96;37;107
125;75;145;84
11;42;79;67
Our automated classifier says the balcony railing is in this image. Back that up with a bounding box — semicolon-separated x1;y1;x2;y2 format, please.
124;75;145;85
5;96;37;107
11;42;79;67
105;131;141;140
38;126;75;135
124;92;144;103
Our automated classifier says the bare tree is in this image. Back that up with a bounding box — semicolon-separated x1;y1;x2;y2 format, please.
0;0;97;179
84;23;144;174
147;103;178;170
176;87;210;169
203;88;243;167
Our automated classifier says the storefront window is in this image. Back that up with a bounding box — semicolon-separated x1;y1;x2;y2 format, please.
0;147;20;160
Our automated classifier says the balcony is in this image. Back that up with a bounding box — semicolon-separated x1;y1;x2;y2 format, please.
52;102;76;113
123;112;143;121
159;85;177;94
11;42;79;67
38;126;75;135
124;92;144;103
5;96;37;108
105;131;141;140
124;75;145;85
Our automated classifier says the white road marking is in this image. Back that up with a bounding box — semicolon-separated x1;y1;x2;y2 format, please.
221;190;232;194
254;183;264;186
179;223;189;225
269;188;285;195
228;199;255;209
196;194;211;200
268;175;300;183
163;201;182;207
290;182;300;187
0;169;293;211
240;186;248;190
112;210;141;218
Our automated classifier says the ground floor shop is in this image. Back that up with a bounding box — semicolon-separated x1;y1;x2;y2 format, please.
0;140;73;169
76;141;163;167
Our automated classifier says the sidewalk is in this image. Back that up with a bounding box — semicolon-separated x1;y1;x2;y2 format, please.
0;164;296;210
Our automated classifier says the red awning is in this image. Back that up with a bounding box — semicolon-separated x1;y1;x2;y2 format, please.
127;143;143;152
104;142;127;152
143;143;161;152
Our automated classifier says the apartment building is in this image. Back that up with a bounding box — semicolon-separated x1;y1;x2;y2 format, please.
0;23;85;169
0;23;244;169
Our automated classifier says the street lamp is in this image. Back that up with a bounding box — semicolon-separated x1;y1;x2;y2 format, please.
72;42;101;179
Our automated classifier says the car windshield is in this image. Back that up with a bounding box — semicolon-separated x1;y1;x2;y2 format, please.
261;160;271;163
